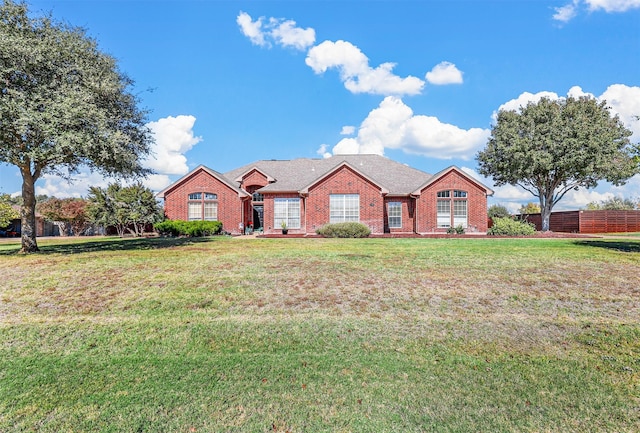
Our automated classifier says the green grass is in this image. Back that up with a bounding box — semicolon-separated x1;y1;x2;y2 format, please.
1;236;639;432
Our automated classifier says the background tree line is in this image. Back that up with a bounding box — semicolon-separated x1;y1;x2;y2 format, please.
0;183;162;237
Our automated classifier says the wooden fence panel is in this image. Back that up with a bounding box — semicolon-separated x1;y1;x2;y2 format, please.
515;210;640;233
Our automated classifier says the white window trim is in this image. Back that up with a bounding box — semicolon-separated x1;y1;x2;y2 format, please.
330;194;360;223
274;198;301;229
388;202;402;229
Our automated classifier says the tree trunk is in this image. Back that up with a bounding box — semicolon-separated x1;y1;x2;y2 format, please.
540;198;552;232
20;172;39;253
53;221;68;236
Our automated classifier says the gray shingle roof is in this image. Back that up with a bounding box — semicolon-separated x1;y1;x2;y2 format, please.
223;154;432;195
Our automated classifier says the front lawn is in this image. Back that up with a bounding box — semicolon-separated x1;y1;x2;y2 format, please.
1;236;638;432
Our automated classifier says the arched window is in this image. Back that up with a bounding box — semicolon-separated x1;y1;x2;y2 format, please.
188;192;218;221
437;190;467;228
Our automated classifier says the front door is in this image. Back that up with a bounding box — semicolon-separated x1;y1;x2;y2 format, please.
252;205;264;229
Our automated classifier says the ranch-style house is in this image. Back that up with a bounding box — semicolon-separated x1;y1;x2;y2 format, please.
157;154;494;236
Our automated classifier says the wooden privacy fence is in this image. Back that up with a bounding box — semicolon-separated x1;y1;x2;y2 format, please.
518;210;640;233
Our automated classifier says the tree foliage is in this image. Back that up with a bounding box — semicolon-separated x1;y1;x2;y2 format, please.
87;182;162;237
0;194;19;227
0;1;152;252
488;204;511;220
37;197;90;236
518;202;541;214
477;96;639;231
585;196;638;210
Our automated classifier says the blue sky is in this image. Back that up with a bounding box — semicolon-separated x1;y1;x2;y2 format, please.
1;0;639;211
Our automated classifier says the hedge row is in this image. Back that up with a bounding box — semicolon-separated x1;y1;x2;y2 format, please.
154;220;223;237
316;222;371;238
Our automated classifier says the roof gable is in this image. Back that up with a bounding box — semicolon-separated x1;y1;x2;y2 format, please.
299;161;389;194
234;167;276;184
156;165;248;199
412;166;494;196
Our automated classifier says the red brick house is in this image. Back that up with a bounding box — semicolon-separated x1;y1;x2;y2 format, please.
157;154;494;235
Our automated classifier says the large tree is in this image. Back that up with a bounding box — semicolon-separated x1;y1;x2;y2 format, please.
477;96;639;231
0;1;152;252
38;197;90;236
87;182;162;237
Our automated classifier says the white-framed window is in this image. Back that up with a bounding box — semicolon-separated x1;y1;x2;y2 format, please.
437;190;468;228
204;202;218;221
274;198;301;229
437;199;451;228
330;194;359;223
388;202;402;229
453;200;467;228
188;201;202;220
188;192;218;221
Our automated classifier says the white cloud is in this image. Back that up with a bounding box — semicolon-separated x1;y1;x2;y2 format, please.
270;18;316;50
563;188;615;209
34;114;202;198
553;0;640;21
145;115;202;176
237;12;315;51
340;125;356;135
306;40;424;96
237;11;266;47
585;0;640;12
425;61;463;85
239;13;423;95
327;96;490;159
36;170;112;198
553;1;580;22
493;90;561;122
316;144;332;159
600;84;640;142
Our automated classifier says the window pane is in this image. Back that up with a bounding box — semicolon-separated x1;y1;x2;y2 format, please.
204;202;218;221
204;193;217;200
274;198;301;229
437;199;451;228
437;191;450;198
454;190;467;198
388;202;402;228
453;200;467;228
330;194;359;223
188;202;201;220
188;192;202;200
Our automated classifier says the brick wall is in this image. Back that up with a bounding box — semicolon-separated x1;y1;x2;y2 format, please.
163;168;244;234
304;166;385;234
384;197;415;233
263;192;303;234
242;169;269;190
416;170;489;233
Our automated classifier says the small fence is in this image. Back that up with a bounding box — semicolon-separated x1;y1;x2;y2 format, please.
518;210;640;233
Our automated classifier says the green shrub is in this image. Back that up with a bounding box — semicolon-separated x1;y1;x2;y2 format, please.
316;222;371;238
446;224;465;235
488;217;536;236
154;220;223;237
